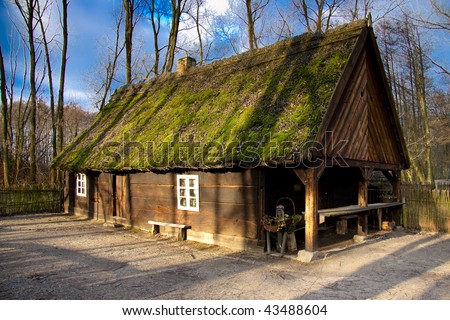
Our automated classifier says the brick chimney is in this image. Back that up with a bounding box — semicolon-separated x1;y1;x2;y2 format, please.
177;56;196;74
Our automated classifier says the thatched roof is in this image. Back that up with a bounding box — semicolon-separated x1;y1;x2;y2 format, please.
54;20;374;172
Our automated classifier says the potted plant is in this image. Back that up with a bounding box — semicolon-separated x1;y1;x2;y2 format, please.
262;214;286;232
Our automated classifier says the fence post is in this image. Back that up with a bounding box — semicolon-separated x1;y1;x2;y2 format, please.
402;196;407;228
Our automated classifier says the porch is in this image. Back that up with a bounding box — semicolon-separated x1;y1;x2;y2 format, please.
262;166;403;262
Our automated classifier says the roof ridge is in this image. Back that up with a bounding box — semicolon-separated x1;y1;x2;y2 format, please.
185;19;368;76
111;19;368;102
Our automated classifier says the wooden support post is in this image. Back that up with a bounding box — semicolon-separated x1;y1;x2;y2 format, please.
377;208;382;230
356;167;371;238
382;170;402;225
358;167;372;207
391;171;401;225
294;167;323;257
357;213;368;237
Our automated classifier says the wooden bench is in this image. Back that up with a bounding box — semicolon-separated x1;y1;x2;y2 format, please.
317;202;404;236
147;220;191;240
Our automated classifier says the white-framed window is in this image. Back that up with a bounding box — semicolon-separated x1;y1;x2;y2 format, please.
76;173;87;197
177;174;199;211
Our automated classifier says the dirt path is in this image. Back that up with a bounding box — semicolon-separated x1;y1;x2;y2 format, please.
0;213;449;299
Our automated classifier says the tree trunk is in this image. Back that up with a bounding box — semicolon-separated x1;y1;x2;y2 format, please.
123;0;134;84
37;0;57;186
148;0;161;75
300;0;311;32
246;0;256;50
0;46;10;188
194;0;204;64
14;0;38;184
163;0;185;73
24;1;38;185
99;8;124;110
56;0;69;186
415;30;433;184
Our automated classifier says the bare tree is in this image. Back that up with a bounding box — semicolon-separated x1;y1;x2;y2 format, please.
377;18;434;184
95;8;126;110
407;0;450;77
14;0;39;184
271;2;297;40
246;0;270;50
228;0;269;50
213;14;241;55
35;0;58;185
143;0;170;76
57;0;69;155
0;46;11;188
63;102;97;144
186;0;205;64
163;0;187;73
292;0;345;33
123;0;143;83
13;49;30;184
349;0;373;21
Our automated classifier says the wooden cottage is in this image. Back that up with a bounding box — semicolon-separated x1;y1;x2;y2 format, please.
54;19;409;262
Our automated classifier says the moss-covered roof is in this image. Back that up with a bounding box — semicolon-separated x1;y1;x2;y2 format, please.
55;20;370;172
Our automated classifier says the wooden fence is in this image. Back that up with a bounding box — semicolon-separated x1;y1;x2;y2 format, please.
0;189;62;216
402;184;450;232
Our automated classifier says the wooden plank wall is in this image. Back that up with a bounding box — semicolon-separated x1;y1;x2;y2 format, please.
126;170;261;239
324;50;368;162
96;173;113;221
324;46;402;166
73;186;89;216
366;51;402;165
63;172;75;214
70;173;98;218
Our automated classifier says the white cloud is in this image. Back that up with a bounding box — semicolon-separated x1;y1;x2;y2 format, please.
205;0;230;15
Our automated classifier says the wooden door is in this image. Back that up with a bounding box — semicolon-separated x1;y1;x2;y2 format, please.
113;175;130;222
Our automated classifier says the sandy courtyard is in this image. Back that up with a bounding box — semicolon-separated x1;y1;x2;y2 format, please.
0;212;449;300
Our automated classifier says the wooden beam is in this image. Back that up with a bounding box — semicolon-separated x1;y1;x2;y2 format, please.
392;170;401;201
294;168;321;253
294;165;325;185
357;167;372;236
358;167;372;207
344;160;402;171
357;213;368;236
294;168;308;185
382;170;402;225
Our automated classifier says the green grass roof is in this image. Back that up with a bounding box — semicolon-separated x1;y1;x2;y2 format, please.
54;20;369;172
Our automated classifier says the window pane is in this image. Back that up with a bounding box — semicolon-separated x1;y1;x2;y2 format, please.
177;175;198;211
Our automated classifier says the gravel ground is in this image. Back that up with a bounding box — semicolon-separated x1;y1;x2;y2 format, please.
0;212;449;300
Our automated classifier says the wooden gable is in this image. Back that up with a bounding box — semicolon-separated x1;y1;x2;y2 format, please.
319;27;409;170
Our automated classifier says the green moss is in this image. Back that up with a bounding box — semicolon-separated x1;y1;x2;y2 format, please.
55;21;364;171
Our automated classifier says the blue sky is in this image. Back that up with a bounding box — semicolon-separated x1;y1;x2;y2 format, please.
0;0;232;110
0;0;124;110
0;0;448;111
